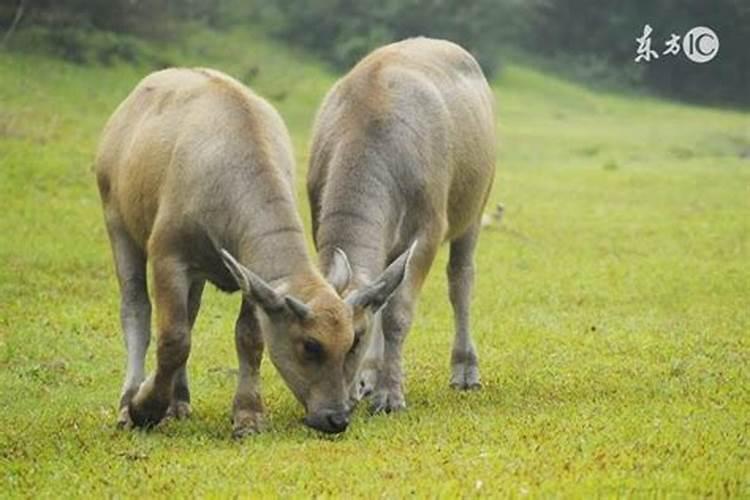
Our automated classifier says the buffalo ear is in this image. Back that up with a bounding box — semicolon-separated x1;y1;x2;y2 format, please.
326;247;352;295
220;249;284;312
345;241;417;313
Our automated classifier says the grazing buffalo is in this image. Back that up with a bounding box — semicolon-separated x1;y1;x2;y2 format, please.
95;68;398;435
308;38;496;412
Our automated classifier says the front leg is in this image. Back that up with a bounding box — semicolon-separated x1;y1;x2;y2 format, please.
129;255;192;428
232;300;265;438
165;280;205;420
353;313;383;402
371;239;438;414
371;296;412;413
165;365;192;420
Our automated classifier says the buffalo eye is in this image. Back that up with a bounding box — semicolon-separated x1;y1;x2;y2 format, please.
302;338;324;361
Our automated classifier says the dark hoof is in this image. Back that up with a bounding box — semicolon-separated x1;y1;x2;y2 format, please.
128;399;169;429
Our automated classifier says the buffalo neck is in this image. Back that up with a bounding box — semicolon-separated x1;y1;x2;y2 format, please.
316;147;400;287
234;179;315;285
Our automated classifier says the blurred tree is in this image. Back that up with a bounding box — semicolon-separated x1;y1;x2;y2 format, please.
0;0;257;64
2;0;747;106
1;0;25;47
0;0;243;38
253;0;748;106
525;0;750;106
251;0;528;76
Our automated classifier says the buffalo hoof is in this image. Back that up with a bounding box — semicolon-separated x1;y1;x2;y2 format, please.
232;410;264;439
128;396;169;429
370;387;406;414
165;400;192;420
450;362;482;390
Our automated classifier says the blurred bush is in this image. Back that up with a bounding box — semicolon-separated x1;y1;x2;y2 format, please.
248;0;748;106
524;0;750;107
0;0;252;65
11;26;173;66
0;0;250;40
247;0;529;77
1;0;747;106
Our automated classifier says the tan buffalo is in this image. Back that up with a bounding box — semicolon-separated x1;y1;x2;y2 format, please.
95;68;404;435
308;38;496;412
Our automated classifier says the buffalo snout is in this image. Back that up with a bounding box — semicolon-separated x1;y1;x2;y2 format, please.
304;410;350;434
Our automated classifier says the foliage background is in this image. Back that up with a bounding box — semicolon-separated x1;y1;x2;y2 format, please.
3;0;747;105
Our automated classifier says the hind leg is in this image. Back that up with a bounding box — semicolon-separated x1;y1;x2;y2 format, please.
105;217;151;428
166;280;204;420
447;223;481;390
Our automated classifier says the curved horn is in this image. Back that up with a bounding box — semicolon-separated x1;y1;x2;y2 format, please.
285;296;313;322
220;249;284;311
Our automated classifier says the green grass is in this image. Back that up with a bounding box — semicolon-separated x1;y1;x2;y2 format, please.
1;26;749;497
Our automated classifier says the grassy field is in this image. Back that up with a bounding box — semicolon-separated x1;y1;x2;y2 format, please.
1;26;748;497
